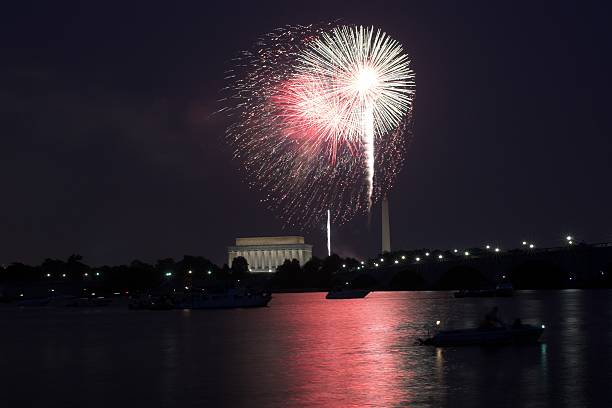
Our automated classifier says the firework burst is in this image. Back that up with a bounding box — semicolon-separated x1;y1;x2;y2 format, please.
223;24;415;228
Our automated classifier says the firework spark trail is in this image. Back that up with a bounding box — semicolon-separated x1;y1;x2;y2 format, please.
363;104;374;209
327;209;331;256
223;24;415;228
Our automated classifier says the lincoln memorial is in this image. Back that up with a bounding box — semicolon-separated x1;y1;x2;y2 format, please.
227;236;313;273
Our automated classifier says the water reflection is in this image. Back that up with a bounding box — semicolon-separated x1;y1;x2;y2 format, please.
1;290;612;407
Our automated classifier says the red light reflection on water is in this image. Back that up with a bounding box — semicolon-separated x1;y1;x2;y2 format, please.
268;293;417;407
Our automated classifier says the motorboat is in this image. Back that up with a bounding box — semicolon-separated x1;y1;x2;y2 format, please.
175;288;272;309
454;283;514;298
129;294;175;310
16;297;52;307
325;288;370;299
419;323;544;347
66;296;112;307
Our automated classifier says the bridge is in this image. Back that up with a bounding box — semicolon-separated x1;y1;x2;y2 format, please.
343;243;612;289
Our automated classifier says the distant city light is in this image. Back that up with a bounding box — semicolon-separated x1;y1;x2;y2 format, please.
522;241;527;246
345;281;350;285
566;235;573;241
436;320;441;326
188;270;193;274
541;324;546;329
453;249;458;253
375;263;379;267
342;264;346;268
380;258;384;262
84;273;88;277
62;273;66;277
19;293;24;297
165;272;172;277
502;275;506;279
46;273;50;277
415;257;421;262
495;248;500;252
569;240;573;245
207;270;212;275
360;261;365;265
401;255;406;260
485;245;490;249
529;244;535;249
184;286;189;290
96;272;100;276
394;260;399;264
464;251;469;256
438;254;443;259
425;252;430;256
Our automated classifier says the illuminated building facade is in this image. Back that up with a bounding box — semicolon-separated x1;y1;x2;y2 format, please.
228;236;313;273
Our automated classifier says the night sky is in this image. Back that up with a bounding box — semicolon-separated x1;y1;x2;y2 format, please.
2;1;611;266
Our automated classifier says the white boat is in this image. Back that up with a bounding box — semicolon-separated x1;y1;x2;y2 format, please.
326;288;370;299
65;297;112;307
16;297;52;307
175;288;271;309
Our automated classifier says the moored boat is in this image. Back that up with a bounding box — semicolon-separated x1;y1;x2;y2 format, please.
16;297;52;307
326;288;370;299
66;296;112;307
175;288;271;309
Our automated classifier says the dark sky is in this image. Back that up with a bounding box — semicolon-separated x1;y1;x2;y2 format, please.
2;1;611;266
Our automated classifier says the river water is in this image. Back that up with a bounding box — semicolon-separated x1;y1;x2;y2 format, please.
1;290;611;407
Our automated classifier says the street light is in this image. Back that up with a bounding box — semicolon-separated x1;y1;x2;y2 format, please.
529;244;535;249
522;241;527;246
394;260;399;264
415;257;421;262
425;252;430;256
494;248;500;253
464;251;470;256
453;249;458;253
438;254;443;259
566;235;573;241
401;255;406;260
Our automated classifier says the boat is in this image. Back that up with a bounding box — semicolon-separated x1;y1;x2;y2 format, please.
129;294;175;310
175;288;271;309
16;297;52;307
325;288;370;299
454;283;514;298
419;323;544;347
65;296;112;307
